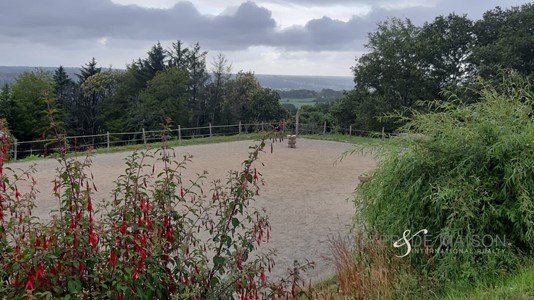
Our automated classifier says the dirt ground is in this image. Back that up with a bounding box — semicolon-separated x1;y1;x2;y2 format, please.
8;138;376;282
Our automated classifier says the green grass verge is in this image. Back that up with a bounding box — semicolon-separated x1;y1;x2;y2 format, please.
302;133;387;146
281;98;317;108
439;264;534;300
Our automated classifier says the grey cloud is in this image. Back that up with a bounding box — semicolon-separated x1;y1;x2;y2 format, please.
0;0;530;53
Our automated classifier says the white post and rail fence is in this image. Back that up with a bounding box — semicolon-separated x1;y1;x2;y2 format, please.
6;120;391;161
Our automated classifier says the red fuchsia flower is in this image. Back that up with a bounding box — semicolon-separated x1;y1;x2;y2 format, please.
119;222;127;235
165;227;173;241
15;186;21;200
164;216;169;227
69;218;76;229
110;249;117;268
89;227;98;248
37;264;45;279
253;169;258;182
132;269;140;280
44;237;51;250
146;217;152;229
260;271;266;285
180;188;185;198
79;262;85;273
53;181;58;194
25;275;34;290
87;197;92;211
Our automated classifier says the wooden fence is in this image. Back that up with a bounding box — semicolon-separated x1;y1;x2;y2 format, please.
9;120;390;161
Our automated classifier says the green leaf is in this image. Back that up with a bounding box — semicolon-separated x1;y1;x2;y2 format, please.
231;217;239;228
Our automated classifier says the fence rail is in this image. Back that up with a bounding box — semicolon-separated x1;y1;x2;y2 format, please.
8;120;391;161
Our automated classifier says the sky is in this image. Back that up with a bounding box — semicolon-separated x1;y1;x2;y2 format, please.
0;0;530;76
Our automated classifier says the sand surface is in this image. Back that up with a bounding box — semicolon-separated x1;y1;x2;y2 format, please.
7;138;376;282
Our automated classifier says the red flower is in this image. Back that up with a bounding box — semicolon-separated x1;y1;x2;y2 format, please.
253;169;258;182
37;264;45;279
165;227;173;241
89;227;98;248
119;222;127;235
15;186;21;200
25;276;34;290
79;262;85;273
69;218;76;229
260;271;266;284
132;269;140;280
53;181;58;194
110;249;117;268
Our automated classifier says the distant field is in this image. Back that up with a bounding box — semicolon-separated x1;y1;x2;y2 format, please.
280;97;316;108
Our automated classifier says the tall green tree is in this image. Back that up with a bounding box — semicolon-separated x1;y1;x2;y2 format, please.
246;88;289;123
473;3;534;79
136;67;190;129
10;71;55;140
79;72;118;135
139;42;167;85
77;57;102;83
0;84;14;124
419;14;475;94
100;67;143;133
53;66;80;134
186;43;209;127
354;18;429;108
205;53;232;125
221;71;262;124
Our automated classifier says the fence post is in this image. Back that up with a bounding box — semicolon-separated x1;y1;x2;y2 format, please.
107;131;110;149
295;109;300;136
178;125;182;142
238;121;242;134
261;122;264;132
13;138;17;161
323;121;327;134
142;128;147;145
209;123;212;137
349;125;352;136
382;127;385;140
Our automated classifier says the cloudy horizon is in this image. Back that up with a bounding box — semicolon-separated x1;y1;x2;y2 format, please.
0;0;530;76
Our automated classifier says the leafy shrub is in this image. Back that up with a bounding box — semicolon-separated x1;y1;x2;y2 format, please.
0;96;310;299
355;74;534;288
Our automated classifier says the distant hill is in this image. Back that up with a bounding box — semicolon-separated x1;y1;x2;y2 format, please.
0;66;80;85
0;66;354;91
255;74;353;91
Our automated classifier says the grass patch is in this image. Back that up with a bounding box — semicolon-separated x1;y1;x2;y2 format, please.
302;133;387;146
440;263;534;300
281;98;317;108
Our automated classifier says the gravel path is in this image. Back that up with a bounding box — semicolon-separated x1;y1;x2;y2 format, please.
7;138;376;282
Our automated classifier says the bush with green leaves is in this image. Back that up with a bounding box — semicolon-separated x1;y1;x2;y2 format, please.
0;96;310;299
355;74;534;288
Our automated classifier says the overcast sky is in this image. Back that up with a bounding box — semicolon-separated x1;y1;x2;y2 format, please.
0;0;529;76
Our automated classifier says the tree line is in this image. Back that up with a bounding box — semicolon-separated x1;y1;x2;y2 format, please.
301;3;534;133
0;41;289;141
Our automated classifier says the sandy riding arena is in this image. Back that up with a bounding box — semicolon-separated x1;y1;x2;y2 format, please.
8;138;376;282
